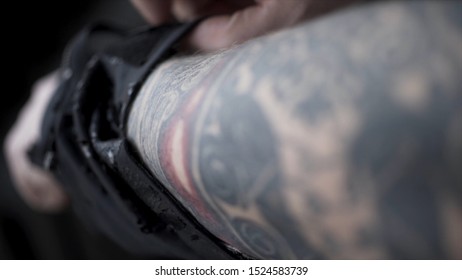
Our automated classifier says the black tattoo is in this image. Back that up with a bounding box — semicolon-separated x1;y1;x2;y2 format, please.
128;0;462;259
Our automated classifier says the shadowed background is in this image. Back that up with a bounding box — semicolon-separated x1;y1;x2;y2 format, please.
0;0;148;259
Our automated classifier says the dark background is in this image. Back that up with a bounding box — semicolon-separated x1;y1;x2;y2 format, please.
0;0;148;259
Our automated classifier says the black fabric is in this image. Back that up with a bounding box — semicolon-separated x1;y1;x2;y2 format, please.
29;21;252;259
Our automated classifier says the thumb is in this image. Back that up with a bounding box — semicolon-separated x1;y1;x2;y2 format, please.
187;0;359;52
187;0;310;51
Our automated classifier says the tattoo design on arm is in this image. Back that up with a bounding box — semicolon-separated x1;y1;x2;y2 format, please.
128;0;462;259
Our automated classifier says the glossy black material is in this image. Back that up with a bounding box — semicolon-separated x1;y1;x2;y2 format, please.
29;21;251;259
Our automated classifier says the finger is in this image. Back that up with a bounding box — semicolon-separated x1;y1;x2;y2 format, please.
5;131;69;212
172;0;211;21
20;166;69;213
186;0;297;51
188;0;357;51
172;0;247;22
3;72;69;212
131;0;174;24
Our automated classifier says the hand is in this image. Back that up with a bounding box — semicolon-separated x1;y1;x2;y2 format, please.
4;73;69;212
131;0;358;51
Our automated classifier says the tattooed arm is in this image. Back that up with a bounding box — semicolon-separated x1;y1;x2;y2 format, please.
127;0;462;259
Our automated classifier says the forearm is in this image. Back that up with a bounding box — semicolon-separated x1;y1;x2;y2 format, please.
127;0;462;259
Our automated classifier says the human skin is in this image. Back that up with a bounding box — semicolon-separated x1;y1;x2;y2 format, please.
4;73;69;212
130;0;360;51
127;0;462;259
4;0;358;212
3;0;462;259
